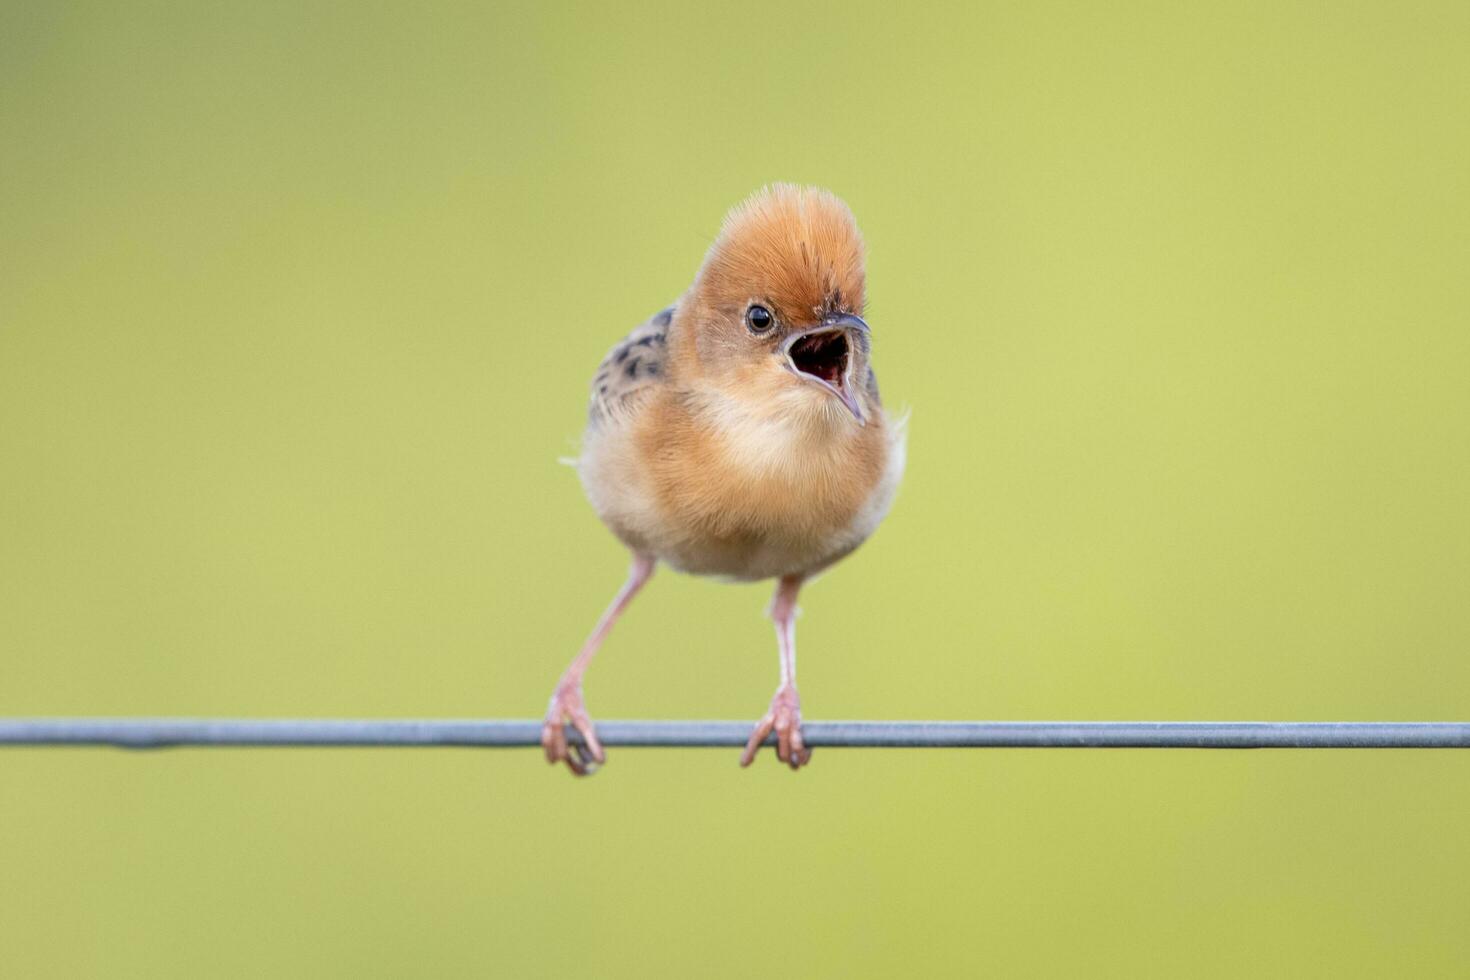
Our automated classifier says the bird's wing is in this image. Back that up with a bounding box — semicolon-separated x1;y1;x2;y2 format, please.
588;305;674;426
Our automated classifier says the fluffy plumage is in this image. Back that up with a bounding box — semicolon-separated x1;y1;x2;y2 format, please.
544;185;906;773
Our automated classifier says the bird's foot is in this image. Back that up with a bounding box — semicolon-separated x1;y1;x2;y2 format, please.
740;684;810;770
541;683;604;776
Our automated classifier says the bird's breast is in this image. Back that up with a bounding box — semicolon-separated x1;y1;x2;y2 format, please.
615;385;898;580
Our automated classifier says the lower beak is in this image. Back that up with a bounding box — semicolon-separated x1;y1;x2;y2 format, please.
781;314;871;425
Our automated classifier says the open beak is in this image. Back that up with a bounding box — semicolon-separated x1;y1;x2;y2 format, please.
780;313;871;425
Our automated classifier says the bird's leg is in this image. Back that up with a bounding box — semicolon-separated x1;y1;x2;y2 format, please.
740;573;811;770
542;553;655;775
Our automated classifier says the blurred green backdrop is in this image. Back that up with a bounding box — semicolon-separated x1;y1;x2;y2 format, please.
3;1;1468;976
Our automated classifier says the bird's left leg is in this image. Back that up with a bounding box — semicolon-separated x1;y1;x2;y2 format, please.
542;553;655;775
740;573;811;770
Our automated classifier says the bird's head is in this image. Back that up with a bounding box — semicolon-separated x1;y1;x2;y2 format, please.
673;184;873;425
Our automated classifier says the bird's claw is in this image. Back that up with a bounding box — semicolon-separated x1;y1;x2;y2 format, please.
740;685;810;770
541;684;605;776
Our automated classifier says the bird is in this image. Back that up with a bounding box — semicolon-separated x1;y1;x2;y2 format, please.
543;184;906;774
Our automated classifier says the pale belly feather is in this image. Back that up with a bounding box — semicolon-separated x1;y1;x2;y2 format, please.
579;389;905;582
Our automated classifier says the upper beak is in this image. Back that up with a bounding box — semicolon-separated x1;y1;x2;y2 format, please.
781;313;871;425
824;312;871;338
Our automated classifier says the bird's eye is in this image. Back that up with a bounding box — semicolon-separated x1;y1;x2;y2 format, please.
745;305;774;333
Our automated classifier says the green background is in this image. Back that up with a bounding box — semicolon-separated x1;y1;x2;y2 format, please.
3;2;1468;976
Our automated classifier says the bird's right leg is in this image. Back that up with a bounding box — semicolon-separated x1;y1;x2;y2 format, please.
542;553;655;775
740;573;811;770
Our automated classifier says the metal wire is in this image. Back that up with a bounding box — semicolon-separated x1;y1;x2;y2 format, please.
1;719;1468;749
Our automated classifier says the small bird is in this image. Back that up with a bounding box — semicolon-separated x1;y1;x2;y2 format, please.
543;184;905;774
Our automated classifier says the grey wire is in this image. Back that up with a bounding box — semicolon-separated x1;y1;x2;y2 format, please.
1;719;1468;749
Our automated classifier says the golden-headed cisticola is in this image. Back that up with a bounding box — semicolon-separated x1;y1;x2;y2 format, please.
543;185;906;774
